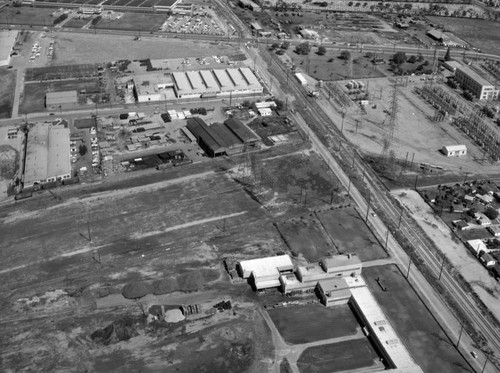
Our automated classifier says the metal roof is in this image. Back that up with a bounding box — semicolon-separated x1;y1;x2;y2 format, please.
239;255;293;279
224;118;259;144
186;117;223;153
212;69;232;88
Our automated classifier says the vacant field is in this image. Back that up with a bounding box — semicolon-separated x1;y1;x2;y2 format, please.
0;7;55;26
288;50;384;81
19;80;98;114
257;152;343;208
363;264;472;373
0;163;281;371
25;64;99;81
95;13;165;31
297;338;381;373
63;17;90;29
0;69;16;118
316;207;386;261
427;17;500;56
276;216;336;261
267;304;359;344
52;32;242;65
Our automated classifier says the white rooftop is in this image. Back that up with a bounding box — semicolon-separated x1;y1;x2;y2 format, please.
443;144;467;152
239;255;293;279
350;285;423;372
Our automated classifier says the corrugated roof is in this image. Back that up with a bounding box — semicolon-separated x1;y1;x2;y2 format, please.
213;69;232;88
208;123;242;149
224;118;259;143
226;68;247;90
186;117;224;153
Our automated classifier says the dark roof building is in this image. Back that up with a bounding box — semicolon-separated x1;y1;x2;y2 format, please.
187;117;225;157
224;118;260;146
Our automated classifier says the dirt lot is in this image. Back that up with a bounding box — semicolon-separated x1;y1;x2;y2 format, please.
0;7;55;27
267;303;359;344
316;207;387;261
363;264;472;373
427;17;500;56
95;13;166;32
0;69;16;118
287;49;385;81
297;338;381;373
276;215;336;262
52;32;242;65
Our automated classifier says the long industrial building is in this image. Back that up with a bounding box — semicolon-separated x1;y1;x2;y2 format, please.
186;117;260;157
238;255;294;290
23;123;71;188
172;67;263;98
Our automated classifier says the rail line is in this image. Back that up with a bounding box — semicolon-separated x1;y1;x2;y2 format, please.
265;48;500;357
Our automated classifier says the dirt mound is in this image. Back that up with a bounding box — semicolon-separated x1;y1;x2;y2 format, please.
121;282;152;299
91;315;143;345
151;277;178;295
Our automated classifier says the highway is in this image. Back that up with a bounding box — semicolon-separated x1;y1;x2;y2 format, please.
261;46;500;371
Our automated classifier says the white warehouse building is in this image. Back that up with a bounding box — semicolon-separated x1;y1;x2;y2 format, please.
441;145;467;157
238;255;294;290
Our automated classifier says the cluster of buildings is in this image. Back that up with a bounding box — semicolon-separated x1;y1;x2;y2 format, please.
23;123;71;188
237;254;423;372
186;117;260;157
132;67;263;102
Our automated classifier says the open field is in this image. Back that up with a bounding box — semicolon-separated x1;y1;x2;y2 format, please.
256;152;343;209
0;7;55;27
276;216;335;261
267;304;359;344
316;207;387;261
0;69;16;118
297;338;381;373
95;13;166;32
427;17;500;56
287;49;384;81
363;264;472;373
0;158;288;371
52;32;242;65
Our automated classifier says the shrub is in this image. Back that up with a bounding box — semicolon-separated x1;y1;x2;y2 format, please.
121;282;152;299
484;207;499;220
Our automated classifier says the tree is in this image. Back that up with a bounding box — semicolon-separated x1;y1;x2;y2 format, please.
340;50;351;60
407;55;417;63
295;42;311;55
317;46;326;55
79;144;88;156
392;51;407;65
271;43;280;50
281;41;290;50
444;47;451;61
484;207;499;220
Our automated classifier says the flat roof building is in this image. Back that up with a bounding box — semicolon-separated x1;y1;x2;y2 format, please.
134;73;174;103
320;254;362;277
24;123;71;188
441;145;467;157
317;278;351;306
45;91;78;110
238;255;294;290
455;66;499;100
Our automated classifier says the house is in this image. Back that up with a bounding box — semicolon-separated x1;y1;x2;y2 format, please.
479;252;497;267
467;239;488;256
476;194;494;204
258;108;272;116
488;225;500;237
453;220;471;231
464;195;475;204
475;212;492;226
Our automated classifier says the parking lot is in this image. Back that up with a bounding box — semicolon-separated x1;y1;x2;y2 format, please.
159;13;226;36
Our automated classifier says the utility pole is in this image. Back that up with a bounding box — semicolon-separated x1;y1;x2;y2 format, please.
456;320;464;348
406;257;412;279
438;255;446;280
414;174;418;190
341;111;345;133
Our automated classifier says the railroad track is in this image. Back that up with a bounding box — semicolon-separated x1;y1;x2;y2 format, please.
265;48;500;356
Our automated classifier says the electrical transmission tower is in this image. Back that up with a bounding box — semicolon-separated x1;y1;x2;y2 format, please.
432;46;439;74
381;85;399;163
